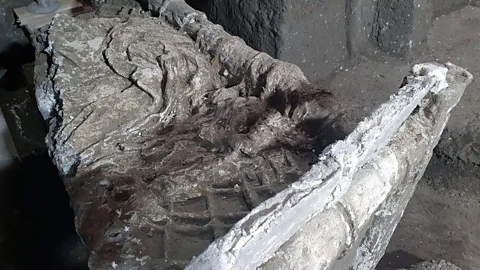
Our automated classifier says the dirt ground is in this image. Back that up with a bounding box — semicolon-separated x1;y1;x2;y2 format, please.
378;156;480;270
324;5;480;270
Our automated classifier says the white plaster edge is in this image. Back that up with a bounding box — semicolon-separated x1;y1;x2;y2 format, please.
186;63;448;270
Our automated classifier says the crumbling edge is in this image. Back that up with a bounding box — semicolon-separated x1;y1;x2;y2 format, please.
186;60;472;269
261;63;473;270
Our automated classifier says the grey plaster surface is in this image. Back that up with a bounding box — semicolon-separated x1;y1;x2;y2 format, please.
326;5;480;270
33;6;353;268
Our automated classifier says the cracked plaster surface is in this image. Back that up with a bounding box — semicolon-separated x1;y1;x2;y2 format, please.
35;13;355;269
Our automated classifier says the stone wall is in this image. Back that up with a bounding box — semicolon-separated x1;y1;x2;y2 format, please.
370;0;432;57
207;0;472;81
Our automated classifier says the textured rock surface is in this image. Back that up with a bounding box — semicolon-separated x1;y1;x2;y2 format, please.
207;0;349;80
370;0;432;56
429;6;480;166
35;11;356;268
400;260;462;270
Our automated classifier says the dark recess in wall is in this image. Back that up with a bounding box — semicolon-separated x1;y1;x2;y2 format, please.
185;0;210;14
0;0;35;90
0;2;87;269
0;43;35;91
0;151;88;270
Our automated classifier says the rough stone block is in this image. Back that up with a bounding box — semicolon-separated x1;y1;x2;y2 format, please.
370;0;433;56
400;260;462;270
346;0;378;56
208;0;281;58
